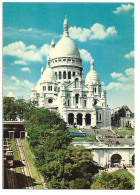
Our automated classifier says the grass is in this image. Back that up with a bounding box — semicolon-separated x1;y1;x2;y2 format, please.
113;128;134;138
68;128;79;132
73;136;97;142
113;169;134;187
10;139;26;189
22;139;43;189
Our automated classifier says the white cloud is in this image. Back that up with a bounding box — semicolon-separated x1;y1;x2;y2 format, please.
110;72;123;78
40;44;50;56
69;27;91;42
10;76;17;81
117;76;128;82
3;86;17;90
3;41;50;62
79;49;92;61
125;67;134;76
14;60;28;65
106;82;123;90
19;28;33;32
21;67;31;72
101;81;104;85
90;23;117;40
69;23;117;42
22;80;34;87
124;51;134;59
113;4;134;14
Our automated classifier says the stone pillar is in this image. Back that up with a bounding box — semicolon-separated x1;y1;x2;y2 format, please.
74;114;77;125
91;113;96;127
83;117;86;127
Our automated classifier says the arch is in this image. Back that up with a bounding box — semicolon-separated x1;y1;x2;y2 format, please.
132;155;135;166
75;94;79;104
63;71;66;79
75;78;79;88
111;154;122;164
68;71;71;79
68;113;74;125
77;113;82;126
86;114;91;126
59;72;62;79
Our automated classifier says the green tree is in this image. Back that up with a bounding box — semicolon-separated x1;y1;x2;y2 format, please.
91;172;134;189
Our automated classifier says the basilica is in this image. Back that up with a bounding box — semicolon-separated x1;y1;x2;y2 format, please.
29;18;111;128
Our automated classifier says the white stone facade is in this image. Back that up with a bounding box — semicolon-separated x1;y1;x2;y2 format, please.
29;18;111;128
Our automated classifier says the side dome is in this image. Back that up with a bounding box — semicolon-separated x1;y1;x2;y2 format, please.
85;70;100;85
85;59;100;85
39;67;56;83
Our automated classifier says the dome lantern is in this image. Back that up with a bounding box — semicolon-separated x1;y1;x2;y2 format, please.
51;39;55;48
90;58;94;70
63;16;69;37
47;55;50;68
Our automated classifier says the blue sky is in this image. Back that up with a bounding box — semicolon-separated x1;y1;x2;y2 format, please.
3;2;134;112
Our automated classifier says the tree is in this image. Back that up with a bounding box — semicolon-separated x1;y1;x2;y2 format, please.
91;172;134;189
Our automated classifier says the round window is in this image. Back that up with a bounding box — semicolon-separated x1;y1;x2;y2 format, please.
48;99;53;104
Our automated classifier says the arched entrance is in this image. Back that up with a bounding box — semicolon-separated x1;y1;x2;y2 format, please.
77;113;82;126
86;114;91;126
132;155;135;166
111;154;122;164
68;113;74;125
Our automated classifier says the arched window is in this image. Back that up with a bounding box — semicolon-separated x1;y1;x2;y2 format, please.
59;72;61;79
93;87;94;93
55;72;57;80
73;72;75;76
63;71;66;79
68;71;71;79
75;94;79;104
84;100;86;107
75;78;79;88
100;113;101;121
96;111;98;120
95;87;96;93
68;99;70;106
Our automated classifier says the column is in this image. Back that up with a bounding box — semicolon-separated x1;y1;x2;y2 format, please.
83;117;86;127
74;114;77;125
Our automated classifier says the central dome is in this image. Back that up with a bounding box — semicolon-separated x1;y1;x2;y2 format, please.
51;36;80;59
49;17;81;60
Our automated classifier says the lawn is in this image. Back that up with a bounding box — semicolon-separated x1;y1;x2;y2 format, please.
113;128;134;138
22;139;43;189
113;169;134;187
68;128;79;132
73;136;97;142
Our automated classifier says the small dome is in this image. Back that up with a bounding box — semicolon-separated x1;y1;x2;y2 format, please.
50;36;80;59
41;67;56;83
85;70;100;85
7;91;14;98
